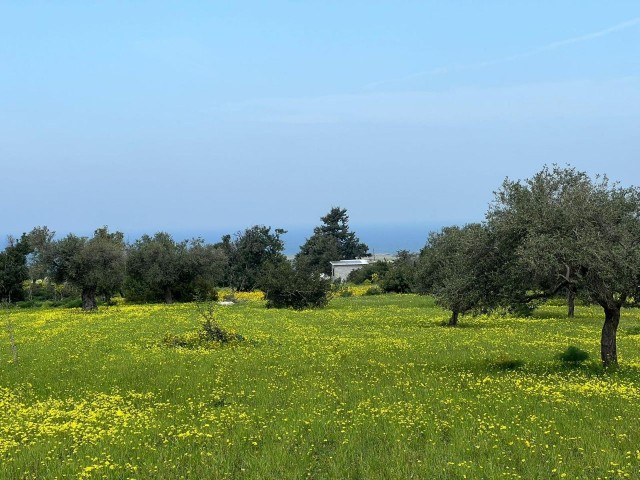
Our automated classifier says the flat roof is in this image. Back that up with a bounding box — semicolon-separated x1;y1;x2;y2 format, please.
330;259;370;266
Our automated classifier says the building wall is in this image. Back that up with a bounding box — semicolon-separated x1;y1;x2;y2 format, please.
332;264;366;282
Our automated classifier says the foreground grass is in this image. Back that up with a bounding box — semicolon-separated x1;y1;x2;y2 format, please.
1;295;640;479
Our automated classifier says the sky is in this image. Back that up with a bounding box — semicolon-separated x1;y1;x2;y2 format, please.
2;1;640;251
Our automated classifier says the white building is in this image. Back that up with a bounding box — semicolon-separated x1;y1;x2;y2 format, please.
330;259;371;282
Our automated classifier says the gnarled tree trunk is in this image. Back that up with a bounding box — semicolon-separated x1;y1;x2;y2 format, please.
448;310;459;327
601;305;620;367
566;287;575;318
81;287;97;311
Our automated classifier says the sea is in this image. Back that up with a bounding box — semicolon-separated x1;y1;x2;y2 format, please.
2;223;455;255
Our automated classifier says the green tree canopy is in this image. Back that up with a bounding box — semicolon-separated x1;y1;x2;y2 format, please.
416;223;496;326
296;207;368;275
126;232;188;304
228;226;287;291
0;235;31;303
487;165;640;366
52;227;126;310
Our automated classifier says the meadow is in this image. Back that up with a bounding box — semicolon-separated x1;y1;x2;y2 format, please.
1;293;640;479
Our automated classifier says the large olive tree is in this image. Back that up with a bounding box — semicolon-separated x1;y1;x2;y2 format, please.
488;165;640;367
52;227;126;310
126;232;188;304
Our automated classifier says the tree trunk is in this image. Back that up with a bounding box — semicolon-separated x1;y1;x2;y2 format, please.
601;305;620;368
164;286;173;304
567;287;575;318
81;287;97;311
448;311;459;327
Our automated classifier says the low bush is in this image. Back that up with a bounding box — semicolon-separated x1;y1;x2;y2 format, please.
260;262;331;310
347;261;390;284
364;286;383;296
163;304;242;349
558;346;589;363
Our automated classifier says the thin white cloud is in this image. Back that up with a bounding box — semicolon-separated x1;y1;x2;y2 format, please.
366;16;640;89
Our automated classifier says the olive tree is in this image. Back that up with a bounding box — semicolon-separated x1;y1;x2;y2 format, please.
127;232;187;304
416;223;495;326
487;165;640;367
52;227;126;310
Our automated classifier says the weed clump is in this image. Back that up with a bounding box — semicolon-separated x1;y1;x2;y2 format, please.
163;303;243;349
558;346;589;364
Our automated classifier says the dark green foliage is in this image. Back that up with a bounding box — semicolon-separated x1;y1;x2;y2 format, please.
295;233;340;276
0;235;31;303
296;207;368;275
126;233;227;303
380;250;418;293
227;226;287;291
24;226;55;288
558;346;589;364
184;238;227;299
259;261;331;310
415;223;496;326
51;227;126;311
126;232;187;303
347;261;390;284
487;165;640;366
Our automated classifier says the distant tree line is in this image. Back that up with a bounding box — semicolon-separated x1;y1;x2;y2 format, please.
0;207;366;312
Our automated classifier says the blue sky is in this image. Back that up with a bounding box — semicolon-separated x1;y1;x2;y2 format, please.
2;1;639;248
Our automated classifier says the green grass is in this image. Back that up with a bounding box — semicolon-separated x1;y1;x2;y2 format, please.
2;295;640;479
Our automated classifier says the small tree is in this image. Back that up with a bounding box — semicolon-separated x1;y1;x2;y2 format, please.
227;226;287;291
416;224;495;326
24;226;56;290
259;261;331;310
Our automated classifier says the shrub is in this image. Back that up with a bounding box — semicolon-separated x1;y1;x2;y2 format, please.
163;303;242;348
364;286;383;296
347;261;390;284
223;293;238;302
260;262;331;310
558;346;589;363
380;251;418;293
63;298;83;309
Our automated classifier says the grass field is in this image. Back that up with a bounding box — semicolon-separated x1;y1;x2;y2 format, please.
2;294;640;479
